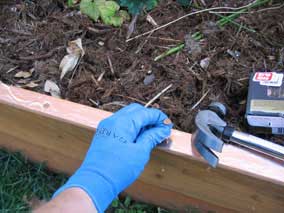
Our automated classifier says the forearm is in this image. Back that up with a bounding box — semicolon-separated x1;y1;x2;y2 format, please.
34;188;98;213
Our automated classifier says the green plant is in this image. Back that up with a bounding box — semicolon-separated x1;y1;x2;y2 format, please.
0;150;67;211
68;0;193;26
80;0;130;26
67;0;130;27
154;32;202;61
111;196;165;213
117;0;193;15
117;0;158;15
67;0;76;7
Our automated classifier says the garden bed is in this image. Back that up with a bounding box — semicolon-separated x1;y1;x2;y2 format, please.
1;0;284;212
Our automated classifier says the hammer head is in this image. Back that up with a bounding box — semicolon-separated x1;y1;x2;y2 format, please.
193;109;227;167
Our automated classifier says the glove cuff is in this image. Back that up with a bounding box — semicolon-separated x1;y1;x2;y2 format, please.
53;168;117;213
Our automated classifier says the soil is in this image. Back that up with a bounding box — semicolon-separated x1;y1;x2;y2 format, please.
1;0;284;136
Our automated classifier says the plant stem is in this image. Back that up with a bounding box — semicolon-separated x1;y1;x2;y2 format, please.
154;44;185;62
214;13;256;33
217;0;270;26
154;32;201;62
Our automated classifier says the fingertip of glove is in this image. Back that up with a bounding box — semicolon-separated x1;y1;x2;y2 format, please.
163;118;172;125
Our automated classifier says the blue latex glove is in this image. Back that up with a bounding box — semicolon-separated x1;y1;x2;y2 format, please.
53;103;173;212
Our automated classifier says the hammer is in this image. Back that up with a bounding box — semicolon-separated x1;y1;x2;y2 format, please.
193;102;284;167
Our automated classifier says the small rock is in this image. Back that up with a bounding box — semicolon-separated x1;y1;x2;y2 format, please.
98;41;104;46
200;57;210;70
227;49;241;59
143;74;155;85
235;51;241;58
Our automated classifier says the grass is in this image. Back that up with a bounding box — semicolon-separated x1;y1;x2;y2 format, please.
0;149;66;212
0;149;182;212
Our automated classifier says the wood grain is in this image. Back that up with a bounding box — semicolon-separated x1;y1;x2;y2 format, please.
0;82;284;212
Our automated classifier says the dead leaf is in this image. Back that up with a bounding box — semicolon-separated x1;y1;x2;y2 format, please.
17;79;30;84
44;80;61;98
14;69;34;79
23;81;39;88
67;38;85;56
59;54;79;79
59;38;85;80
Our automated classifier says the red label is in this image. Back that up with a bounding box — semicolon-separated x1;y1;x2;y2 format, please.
254;72;273;81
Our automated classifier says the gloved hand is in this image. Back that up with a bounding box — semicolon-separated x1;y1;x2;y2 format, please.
53;103;173;212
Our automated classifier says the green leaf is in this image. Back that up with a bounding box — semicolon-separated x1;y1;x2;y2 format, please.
98;0;120;26
80;0;100;21
110;16;124;27
145;0;158;10
98;0;120;17
119;10;131;21
80;0;129;27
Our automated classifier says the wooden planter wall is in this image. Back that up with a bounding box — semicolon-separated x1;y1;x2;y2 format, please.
0;82;284;212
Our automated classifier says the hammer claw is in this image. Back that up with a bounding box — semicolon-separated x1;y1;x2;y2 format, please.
195;128;224;152
193;107;228;167
195;140;219;168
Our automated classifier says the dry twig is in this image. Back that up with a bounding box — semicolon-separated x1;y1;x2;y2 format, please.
107;54;115;75
88;98;99;107
145;84;173;108
97;71;106;82
209;3;284;14
6;66;19;73
190;89;210;111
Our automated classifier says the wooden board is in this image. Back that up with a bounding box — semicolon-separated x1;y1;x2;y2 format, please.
0;82;284;212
